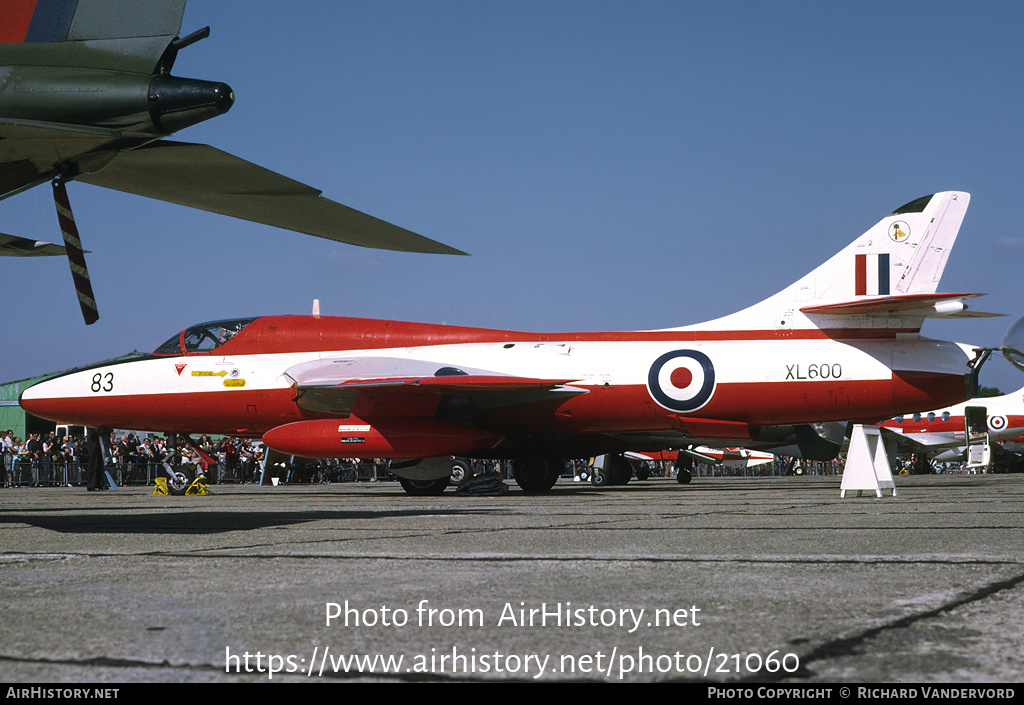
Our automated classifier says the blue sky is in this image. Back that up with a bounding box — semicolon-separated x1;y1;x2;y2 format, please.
2;0;1022;393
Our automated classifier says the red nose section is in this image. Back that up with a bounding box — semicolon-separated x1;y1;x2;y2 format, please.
20;381;89;426
262;417;502;459
18;391;124;429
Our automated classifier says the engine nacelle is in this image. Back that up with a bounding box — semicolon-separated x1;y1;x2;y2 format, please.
1004;315;1024;374
0;66;232;134
262;417;502;459
147;74;234;133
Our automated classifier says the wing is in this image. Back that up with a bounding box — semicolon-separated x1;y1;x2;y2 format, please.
0;119;158;198
285;357;586;416
0;0;185;43
877;427;963;454
0;232;67;256
77;141;467;255
611;421;849;462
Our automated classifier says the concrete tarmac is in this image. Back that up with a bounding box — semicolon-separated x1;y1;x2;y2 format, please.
1;474;1022;683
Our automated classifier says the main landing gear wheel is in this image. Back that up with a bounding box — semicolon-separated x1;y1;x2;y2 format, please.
674;456;693;485
399;477;450;496
512;456;562;493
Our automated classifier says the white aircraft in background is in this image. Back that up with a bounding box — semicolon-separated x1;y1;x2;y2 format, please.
879;386;1024;473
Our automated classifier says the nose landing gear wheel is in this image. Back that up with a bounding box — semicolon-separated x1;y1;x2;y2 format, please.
165;466;194;496
450;459;471;484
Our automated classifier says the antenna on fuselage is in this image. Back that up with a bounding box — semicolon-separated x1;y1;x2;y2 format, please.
312;299;320;318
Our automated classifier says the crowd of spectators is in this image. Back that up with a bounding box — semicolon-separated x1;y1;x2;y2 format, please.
0;431;854;489
1;429;267;487
1;429;982;489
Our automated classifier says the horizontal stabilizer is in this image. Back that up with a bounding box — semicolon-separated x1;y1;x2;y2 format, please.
801;293;1002;319
78;141;467;255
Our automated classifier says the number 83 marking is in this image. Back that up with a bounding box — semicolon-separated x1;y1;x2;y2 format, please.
90;372;113;393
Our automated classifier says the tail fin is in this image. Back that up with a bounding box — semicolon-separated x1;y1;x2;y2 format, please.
693;191;996;334
799;191;969;303
0;0;185;43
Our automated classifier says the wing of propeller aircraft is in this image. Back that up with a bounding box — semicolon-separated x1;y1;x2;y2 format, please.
0;0;463;324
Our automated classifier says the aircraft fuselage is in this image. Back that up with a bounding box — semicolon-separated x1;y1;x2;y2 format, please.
20;314;977;460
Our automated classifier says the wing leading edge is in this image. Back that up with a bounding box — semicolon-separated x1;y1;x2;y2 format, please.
285;357;586;416
77;141;467;255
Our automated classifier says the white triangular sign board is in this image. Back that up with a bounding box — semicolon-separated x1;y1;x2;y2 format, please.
841;424;897;498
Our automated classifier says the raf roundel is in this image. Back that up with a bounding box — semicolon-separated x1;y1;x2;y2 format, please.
988;414;1008;432
647;350;716;413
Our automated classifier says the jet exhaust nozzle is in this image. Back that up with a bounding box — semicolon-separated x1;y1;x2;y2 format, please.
0;68;232;134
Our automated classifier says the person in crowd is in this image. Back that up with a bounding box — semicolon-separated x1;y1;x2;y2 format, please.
12;437;28;486
2;430;13;487
85;428;105;491
25;433;43;486
115;435;133;483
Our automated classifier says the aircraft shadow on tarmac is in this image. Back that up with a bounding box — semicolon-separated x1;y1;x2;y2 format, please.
0;508;501;535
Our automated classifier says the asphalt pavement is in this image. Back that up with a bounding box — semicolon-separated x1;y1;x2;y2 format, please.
1;474;1022;683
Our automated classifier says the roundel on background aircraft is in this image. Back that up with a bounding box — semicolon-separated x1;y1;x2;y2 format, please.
988;414;1008;432
647;349;716;413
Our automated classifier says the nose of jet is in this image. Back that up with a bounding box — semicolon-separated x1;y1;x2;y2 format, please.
18;378;66;422
1003;315;1024;373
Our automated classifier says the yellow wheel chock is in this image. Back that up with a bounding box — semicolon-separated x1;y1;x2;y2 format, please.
185;475;211;495
152;475;211;495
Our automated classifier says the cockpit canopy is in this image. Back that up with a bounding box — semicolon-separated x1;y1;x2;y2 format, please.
153;317;256;355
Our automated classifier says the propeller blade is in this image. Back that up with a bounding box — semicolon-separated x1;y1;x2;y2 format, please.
52;179;99;325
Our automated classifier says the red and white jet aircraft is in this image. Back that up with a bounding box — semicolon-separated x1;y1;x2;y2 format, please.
878;386;1024;472
20;191;999;494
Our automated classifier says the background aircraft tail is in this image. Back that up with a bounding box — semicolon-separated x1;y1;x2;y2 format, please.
689;191;997;334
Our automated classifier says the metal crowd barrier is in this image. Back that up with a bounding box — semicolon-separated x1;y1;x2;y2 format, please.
1;459;260;487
